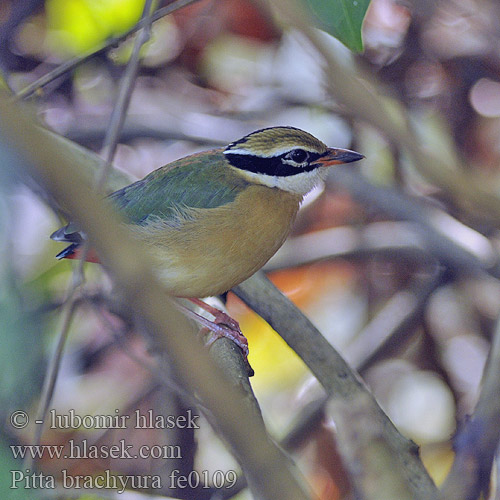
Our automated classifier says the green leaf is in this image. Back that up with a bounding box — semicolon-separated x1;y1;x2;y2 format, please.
303;0;370;52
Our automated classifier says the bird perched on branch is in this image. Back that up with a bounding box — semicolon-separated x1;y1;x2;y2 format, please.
51;126;363;356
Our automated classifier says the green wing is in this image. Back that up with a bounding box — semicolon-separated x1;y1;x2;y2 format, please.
108;150;249;225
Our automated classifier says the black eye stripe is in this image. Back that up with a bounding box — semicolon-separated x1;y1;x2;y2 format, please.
225;152;321;177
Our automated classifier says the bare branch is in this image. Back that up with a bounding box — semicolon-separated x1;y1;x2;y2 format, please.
329;394;416;500
348;270;446;373
99;0;155;179
233;271;438;499
25;295;77;471
15;0;201;100
0;94;312;500
265;221;434;271
330;168;500;279
441;312;500;500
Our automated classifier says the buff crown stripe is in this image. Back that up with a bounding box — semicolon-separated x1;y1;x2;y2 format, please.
224;146;322;158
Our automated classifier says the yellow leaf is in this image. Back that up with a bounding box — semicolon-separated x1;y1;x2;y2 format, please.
45;0;147;56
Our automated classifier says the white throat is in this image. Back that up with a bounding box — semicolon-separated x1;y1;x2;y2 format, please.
234;167;329;195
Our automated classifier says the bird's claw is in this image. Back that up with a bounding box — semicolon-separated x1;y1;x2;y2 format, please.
210;309;241;333
177;298;251;362
201;323;249;358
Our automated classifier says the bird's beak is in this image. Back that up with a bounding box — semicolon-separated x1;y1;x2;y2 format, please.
312;147;364;167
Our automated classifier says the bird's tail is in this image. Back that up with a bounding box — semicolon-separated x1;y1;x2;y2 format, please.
50;224;100;263
55;243;78;260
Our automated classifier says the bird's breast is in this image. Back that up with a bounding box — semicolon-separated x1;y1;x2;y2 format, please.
130;185;302;297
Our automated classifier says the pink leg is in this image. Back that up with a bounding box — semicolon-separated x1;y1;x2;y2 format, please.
175;299;249;358
189;298;241;331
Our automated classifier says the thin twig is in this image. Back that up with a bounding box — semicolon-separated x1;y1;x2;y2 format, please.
89;295;198;404
25;289;78;470
73;0;155;277
99;0;155;180
265;221;434;271
15;0;201;100
330;168;500;279
348;269;446;373
63;120;228;148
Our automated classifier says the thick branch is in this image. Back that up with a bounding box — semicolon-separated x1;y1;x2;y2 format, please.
440;313;500;500
329;395;415;500
0;94;311;500
233;271;438;499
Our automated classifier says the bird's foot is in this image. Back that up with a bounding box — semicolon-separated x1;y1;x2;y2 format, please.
201;325;249;357
189;298;241;331
176;298;249;359
189;298;248;358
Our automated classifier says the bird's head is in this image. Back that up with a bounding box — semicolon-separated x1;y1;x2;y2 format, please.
223;126;364;195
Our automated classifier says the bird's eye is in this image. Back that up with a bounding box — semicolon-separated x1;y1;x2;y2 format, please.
286;149;309;164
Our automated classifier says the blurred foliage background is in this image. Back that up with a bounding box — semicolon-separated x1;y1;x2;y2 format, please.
2;0;500;498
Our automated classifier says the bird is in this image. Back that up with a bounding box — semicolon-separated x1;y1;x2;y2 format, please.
51;126;363;355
